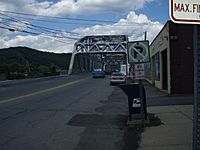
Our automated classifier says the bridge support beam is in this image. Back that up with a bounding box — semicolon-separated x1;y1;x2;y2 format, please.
68;52;76;75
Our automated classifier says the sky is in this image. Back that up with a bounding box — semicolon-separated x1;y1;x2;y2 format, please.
0;0;170;53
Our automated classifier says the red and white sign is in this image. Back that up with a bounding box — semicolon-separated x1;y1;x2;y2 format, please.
134;64;145;80
170;0;200;24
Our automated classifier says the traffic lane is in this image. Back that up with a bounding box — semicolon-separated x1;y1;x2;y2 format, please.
0;74;91;102
0;74;108;122
0;74;89;101
0;75;118;150
0;75;68;87
0;78;89;105
0;75;92;122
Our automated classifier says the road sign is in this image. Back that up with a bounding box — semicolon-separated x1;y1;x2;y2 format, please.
134;63;145;80
127;41;149;63
170;0;200;24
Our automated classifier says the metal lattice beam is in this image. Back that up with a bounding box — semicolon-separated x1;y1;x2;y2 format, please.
74;35;128;53
68;35;128;75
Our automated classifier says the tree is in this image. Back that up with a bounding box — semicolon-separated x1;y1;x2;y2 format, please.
50;64;56;74
37;65;49;73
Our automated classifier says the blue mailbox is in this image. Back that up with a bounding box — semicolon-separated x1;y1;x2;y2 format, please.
118;83;147;121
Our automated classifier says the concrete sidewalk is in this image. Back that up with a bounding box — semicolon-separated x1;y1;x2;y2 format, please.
138;81;193;150
138;105;193;150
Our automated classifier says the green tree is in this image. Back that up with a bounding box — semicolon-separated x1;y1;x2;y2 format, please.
50;64;56;74
37;65;49;73
9;63;26;73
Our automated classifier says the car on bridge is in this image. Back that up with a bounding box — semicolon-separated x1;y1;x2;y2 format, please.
92;69;105;78
110;72;126;85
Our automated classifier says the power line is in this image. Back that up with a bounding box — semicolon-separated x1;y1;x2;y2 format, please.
0;13;82;36
0;10;87;47
0;10;149;27
0;14;82;40
0;9;151;34
0;25;14;31
1;13;97;26
0;25;76;44
0;18;79;43
0;9;153;44
0;9;116;23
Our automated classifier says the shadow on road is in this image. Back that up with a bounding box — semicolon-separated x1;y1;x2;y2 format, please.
67;86;163;150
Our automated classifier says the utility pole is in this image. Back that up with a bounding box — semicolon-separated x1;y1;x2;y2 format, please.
144;31;147;41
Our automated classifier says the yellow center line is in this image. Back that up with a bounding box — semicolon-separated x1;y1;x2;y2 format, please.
0;78;87;105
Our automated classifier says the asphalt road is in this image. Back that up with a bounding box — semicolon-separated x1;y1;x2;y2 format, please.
0;74;193;150
0;74;133;150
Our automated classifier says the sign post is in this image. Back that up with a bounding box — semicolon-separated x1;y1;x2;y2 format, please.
193;24;200;150
169;0;200;149
127;40;149;124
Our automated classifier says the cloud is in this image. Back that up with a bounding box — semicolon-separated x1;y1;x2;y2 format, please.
0;0;161;54
73;11;163;42
0;0;155;16
0;11;163;53
0;34;74;53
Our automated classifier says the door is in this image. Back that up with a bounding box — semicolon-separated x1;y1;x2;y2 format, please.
162;49;168;90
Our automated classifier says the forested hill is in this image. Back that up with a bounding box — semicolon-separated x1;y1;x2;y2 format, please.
0;47;71;69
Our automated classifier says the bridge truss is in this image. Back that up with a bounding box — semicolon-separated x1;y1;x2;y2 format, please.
68;35;129;75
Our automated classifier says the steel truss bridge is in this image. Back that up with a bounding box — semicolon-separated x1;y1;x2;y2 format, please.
68;35;129;75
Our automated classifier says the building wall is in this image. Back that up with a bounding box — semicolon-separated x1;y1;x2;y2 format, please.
169;22;194;94
150;22;171;93
149;21;194;94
